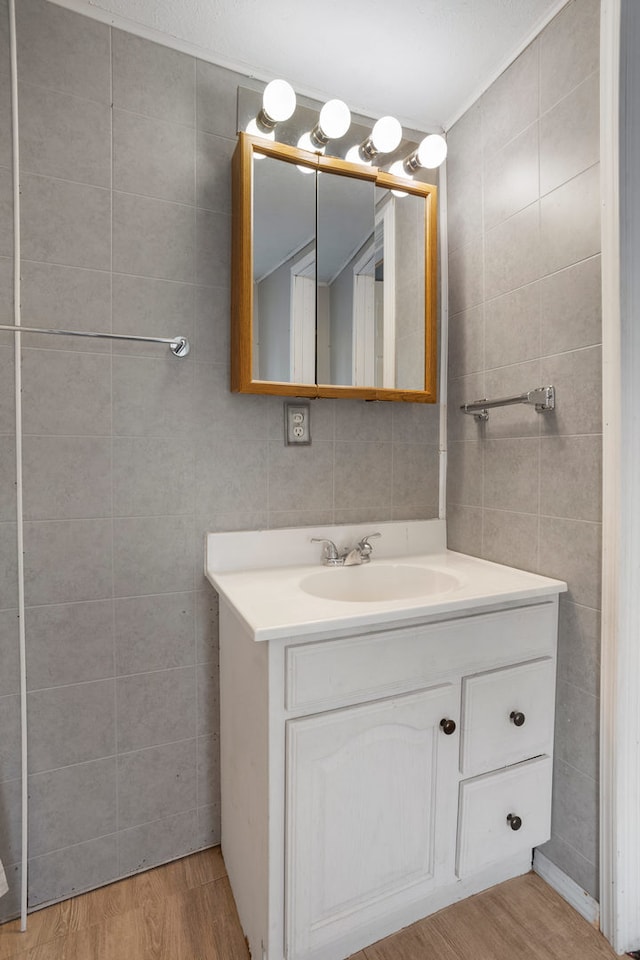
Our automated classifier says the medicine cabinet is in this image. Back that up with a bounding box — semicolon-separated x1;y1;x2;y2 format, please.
231;132;438;402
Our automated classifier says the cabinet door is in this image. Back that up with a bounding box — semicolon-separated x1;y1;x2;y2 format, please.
285;684;458;960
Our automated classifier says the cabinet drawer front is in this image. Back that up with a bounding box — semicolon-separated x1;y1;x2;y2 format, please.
456;756;552;878
285;602;557;714
461;658;556;776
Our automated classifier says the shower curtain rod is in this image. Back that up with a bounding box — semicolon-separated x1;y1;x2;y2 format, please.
0;323;190;357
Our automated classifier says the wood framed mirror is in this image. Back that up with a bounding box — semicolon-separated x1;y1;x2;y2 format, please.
231;132;438;402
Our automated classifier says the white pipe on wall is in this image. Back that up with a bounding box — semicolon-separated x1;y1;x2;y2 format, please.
437;161;449;521
7;0;28;933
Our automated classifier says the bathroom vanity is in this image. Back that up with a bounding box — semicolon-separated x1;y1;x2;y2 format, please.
206;520;566;960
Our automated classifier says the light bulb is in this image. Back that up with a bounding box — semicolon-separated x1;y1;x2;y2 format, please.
389;160;411;197
296;133;318;174
262;79;296;123
318;99;351;140
370;116;402;154
389;160;411;181
417;134;447;169
345;145;370;166
298;132;323;154
246;118;274;159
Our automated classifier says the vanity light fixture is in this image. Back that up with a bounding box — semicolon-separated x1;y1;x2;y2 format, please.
296;132;318;174
388;160;411;198
344;144;371;166
255;78;297;131
246;117;274;159
346;115;403;165
310;99;352;146
246;118;275;141
403;133;448;171
246;79;296;158
386;134;447;191
296;100;352;154
295;100;351;173
297;132;319;153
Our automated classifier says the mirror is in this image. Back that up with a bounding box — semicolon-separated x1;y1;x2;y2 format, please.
317;169;375;387
232;133;438;402
253;153;316;383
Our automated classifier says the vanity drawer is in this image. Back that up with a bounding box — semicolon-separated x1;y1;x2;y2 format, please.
460;658;556;776
284;602;558;714
456;755;552;878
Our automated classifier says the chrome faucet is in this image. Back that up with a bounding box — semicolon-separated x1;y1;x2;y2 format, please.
312;533;381;566
351;533;381;564
310;538;343;566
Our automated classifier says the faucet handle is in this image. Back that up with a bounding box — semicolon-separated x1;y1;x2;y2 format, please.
311;538;341;564
356;532;381;559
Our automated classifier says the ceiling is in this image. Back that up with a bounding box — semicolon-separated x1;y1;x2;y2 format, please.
51;0;567;131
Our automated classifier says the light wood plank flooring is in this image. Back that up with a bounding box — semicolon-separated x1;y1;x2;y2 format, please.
0;848;619;960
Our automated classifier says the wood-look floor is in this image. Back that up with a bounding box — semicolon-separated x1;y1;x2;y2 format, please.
0;848;620;960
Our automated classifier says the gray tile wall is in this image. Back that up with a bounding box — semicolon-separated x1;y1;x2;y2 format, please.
0;0;441;918
446;0;601;899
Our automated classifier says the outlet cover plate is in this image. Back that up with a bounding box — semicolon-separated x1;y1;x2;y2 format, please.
285;402;311;445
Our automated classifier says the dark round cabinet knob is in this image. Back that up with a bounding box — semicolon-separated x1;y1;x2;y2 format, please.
439;718;456;735
507;813;522;831
510;710;526;727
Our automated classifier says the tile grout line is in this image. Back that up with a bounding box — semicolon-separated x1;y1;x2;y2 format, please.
17;167;232;217
23;663;199;702
445;252;602;313
554;753;600;788
26;732;200;780
11;254;233;288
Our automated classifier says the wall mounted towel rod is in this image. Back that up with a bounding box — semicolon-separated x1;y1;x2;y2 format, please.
461;385;555;422
0;323;190;357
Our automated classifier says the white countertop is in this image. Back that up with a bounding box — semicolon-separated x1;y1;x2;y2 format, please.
205;520;567;642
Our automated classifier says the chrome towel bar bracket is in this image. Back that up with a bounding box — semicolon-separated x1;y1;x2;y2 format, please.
0;324;190;357
460;385;555;422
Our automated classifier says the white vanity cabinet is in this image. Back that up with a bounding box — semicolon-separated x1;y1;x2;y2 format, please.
218;593;561;960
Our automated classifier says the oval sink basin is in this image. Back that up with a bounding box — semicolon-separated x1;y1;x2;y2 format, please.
299;564;462;603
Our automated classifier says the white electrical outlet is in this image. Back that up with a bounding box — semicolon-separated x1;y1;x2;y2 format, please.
285;402;311;445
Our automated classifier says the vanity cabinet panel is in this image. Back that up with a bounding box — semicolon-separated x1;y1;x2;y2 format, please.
285;601;557;715
456;755;553;878
285;684;459;960
460;658;556;777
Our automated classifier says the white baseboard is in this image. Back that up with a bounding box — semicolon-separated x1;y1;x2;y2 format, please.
533;850;600;927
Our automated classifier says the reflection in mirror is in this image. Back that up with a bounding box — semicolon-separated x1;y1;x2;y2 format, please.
376;187;426;391
316;173;427;390
253;153;316;383
317;171;375;387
